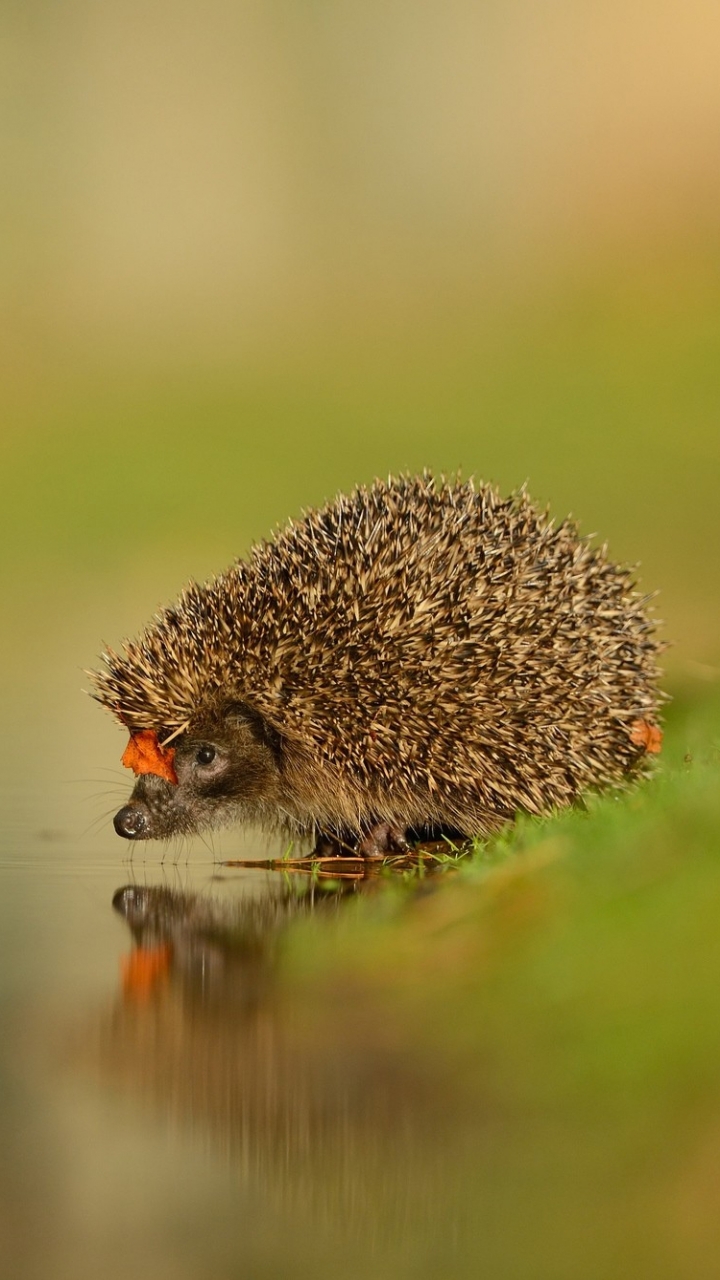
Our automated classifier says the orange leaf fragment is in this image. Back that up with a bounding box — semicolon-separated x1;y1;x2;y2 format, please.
629;719;663;754
121;945;171;1001
121;730;178;783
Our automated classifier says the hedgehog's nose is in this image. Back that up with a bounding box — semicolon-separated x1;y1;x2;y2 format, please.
114;804;149;840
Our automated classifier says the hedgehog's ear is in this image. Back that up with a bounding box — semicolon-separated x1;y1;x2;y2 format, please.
221;699;259;727
222;701;283;759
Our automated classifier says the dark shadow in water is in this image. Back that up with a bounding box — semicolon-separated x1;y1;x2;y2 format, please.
79;877;477;1248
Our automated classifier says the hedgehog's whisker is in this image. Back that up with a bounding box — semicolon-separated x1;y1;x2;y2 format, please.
77;789;128;806
80;805;120;839
62;777;128;789
196;829;215;861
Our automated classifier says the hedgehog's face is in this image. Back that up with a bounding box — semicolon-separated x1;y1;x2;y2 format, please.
113;707;283;842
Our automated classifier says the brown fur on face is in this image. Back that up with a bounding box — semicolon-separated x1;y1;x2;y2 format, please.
116;704;286;841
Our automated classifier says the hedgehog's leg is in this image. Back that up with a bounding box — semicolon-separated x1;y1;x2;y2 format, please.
357;822;410;860
311;829;357;857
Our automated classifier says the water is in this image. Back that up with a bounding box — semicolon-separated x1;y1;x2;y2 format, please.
0;860;492;1279
0;683;466;1279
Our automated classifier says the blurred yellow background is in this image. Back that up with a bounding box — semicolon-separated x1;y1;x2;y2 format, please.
2;0;719;679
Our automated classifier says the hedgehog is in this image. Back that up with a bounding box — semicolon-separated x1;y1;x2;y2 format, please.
91;474;663;857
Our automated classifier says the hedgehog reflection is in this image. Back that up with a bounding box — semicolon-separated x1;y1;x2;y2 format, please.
112;880;322;1015
90;881;456;1222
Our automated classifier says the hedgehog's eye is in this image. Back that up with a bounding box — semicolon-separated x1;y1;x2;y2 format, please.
196;745;216;766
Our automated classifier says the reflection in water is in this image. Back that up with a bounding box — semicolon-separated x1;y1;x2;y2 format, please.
87;879;466;1246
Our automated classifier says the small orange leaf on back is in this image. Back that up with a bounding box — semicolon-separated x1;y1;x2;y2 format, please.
121;730;179;783
630;719;663;754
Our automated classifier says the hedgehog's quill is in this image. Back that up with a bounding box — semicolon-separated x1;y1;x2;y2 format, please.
90;474;663;854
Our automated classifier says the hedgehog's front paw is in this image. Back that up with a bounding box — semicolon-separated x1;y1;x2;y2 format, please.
311;832;347;857
357;822;409;860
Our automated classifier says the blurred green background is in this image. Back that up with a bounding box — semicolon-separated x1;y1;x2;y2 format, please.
2;0;719;690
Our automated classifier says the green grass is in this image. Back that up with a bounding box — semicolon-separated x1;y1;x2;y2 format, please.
273;692;720;1275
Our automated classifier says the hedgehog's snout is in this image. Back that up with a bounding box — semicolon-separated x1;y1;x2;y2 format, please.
113;772;184;841
114;803;150;840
